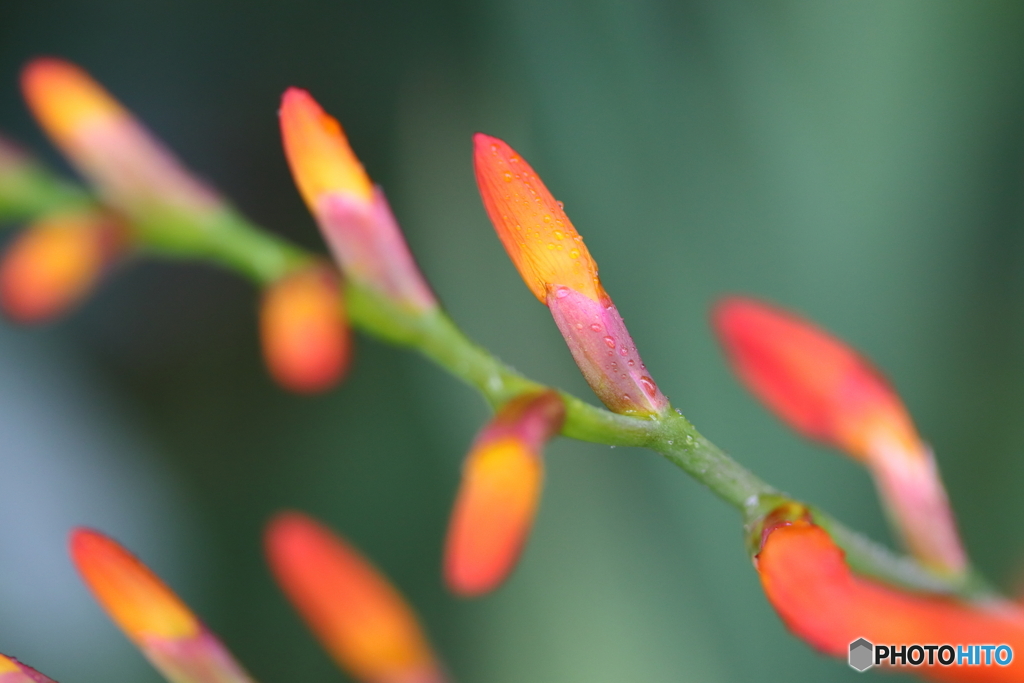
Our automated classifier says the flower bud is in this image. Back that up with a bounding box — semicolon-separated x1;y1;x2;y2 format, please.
259;264;350;394
444;390;564;596
70;529;256;683
279;88;436;313
756;516;1024;681
473;134;668;415
714;296;966;575
0;210;128;323
265;512;447;683
21;58;220;218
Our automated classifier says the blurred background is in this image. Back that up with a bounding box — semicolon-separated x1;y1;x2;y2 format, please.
3;1;1024;681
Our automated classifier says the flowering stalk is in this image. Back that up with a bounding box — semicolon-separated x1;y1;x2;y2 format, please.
1;59;994;604
265;512;447;683
0;655;57;683
444;390;565;596
714;296;967;576
70;529;256;683
473;134;668;416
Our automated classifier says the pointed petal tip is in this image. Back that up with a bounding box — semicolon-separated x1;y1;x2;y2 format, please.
21;57;123;143
279;88;373;210
471;133;602;303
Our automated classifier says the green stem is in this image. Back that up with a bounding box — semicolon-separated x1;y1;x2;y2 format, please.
9;166;994;602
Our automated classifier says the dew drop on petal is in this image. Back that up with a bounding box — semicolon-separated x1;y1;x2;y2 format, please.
603;336;615;348
590;323;602;332
639;376;657;398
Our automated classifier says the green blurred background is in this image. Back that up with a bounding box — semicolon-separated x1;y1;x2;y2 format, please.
3;1;1024;681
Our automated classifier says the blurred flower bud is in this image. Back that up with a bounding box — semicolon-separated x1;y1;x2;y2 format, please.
21;58;220;219
444;390;565;596
0;209;128;323
714;297;966;575
265;512;447;683
70;529;256;683
473;133;668;416
259;264;350;394
279;88;436;313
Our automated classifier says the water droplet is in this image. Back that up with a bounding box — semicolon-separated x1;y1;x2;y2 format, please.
603;336;615;348
554;286;570;299
569;249;580;259
590;323;602;332
627;359;635;367
543;215;551;223
547;243;555;250
553;230;564;240
556;200;564;209
490;144;499;153
510;156;520;163
639;376;657;397
503;172;512;182
618;347;627;357
622;393;631;402
620;373;627;379
675;408;683;416
575;323;583;330
667;440;674;446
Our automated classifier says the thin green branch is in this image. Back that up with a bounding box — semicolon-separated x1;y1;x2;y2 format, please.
4;159;996;602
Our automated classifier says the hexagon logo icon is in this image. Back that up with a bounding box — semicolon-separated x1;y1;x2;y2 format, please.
849;638;874;672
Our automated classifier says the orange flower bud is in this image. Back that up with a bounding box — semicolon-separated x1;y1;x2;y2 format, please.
21;58;218;216
265;512;446;683
473;134;668;415
0;654;57;683
444;390;564;596
0;210;127;323
756;517;1024;682
279;89;436;313
714;296;966;574
70;529;255;683
259;264;350;394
